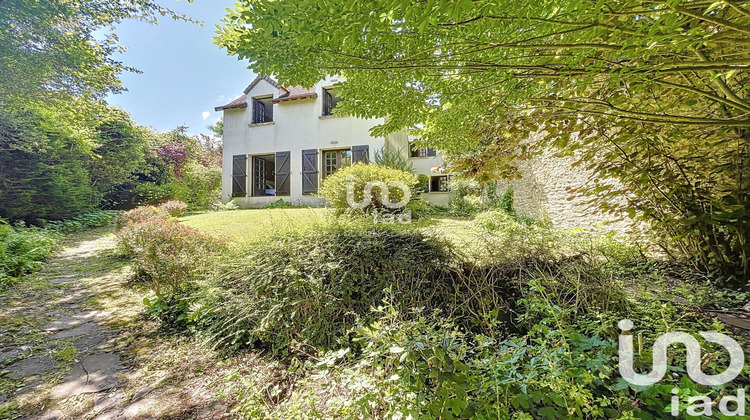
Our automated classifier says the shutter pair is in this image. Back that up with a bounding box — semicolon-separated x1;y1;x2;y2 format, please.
233;152;290;197
303;145;368;195
233;145;369;197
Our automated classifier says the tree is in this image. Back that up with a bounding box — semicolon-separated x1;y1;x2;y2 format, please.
0;0;195;105
207;118;224;138
217;0;749;279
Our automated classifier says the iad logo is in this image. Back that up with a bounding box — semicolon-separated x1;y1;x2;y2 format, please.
618;319;746;416
345;176;411;210
346;176;411;224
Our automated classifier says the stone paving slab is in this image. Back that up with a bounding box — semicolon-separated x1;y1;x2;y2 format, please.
41;311;98;332
50;322;100;340
50;354;124;399
50;276;78;284
7;356;56;380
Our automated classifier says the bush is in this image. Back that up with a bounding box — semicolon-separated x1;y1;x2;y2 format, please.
212;199;241;211
157;200;189;217
170;162;222;209
115;205;168;229
132;181;175;206
317;163;420;213
373;146;414;172
116;216;222;296
0;221;58;288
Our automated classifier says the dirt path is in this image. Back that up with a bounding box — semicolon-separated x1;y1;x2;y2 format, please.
0;228;239;419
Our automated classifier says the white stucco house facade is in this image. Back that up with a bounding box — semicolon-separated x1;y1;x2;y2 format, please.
216;75;451;208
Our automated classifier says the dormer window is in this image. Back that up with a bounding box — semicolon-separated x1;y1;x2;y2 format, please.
252;95;273;124
322;87;343;116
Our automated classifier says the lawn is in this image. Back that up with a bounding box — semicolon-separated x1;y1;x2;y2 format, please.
180;207;333;244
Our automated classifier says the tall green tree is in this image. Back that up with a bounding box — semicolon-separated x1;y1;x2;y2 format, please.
217;0;750;280
0;0;195;104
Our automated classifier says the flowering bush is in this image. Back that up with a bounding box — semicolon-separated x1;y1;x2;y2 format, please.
117;217;221;295
157;200;189;217
156;142;189;177
115;205;168;229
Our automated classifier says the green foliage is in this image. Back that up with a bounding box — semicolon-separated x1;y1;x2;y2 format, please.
263;199;295;209
40;210;119;233
374;146;414;172
0;221;58;289
170;162;222;209
212;200;241;212
199;226;485;355
216;0;750;280
0;0;194;103
317;163;420;212
447;177;484;217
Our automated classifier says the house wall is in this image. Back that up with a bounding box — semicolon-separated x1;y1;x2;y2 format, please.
222;77;387;207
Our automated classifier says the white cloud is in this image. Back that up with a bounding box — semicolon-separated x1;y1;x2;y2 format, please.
201;111;211;121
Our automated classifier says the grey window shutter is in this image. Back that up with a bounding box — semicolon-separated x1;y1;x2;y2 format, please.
302;149;319;195
232;155;247;197
352;145;369;164
275;151;291;196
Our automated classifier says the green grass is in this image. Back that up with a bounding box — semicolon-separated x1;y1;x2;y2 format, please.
180;208;333;245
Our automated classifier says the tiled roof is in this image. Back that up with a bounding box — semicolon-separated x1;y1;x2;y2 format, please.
243;75;280;94
214;94;247;111
215;76;317;110
272;85;317;103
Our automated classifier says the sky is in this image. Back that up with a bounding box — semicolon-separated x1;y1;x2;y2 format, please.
105;0;254;135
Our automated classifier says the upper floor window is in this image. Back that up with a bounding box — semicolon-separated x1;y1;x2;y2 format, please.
410;141;436;158
252;96;274;124
322;87;343;116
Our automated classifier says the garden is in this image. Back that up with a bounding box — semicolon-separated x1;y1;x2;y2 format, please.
107;163;749;419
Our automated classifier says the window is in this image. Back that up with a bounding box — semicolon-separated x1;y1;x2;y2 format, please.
323;149;352;177
409;141;436;158
252;96;273;124
322;87;343;116
430;175;449;193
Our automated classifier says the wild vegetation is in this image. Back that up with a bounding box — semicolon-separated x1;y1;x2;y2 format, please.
217;0;750;282
112;198;749;418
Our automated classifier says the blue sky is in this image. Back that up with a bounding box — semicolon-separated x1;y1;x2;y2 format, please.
105;0;253;135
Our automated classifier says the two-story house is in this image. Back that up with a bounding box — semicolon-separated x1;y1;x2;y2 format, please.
215;75;450;208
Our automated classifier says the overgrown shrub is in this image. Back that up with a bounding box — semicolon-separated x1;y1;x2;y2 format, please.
157;200;189;217
0;221;58;288
116;217;222;295
212;199;241;211
374;146;414;172
115;205;168;229
317;163;420;213
170;162;222;209
195;226;521;355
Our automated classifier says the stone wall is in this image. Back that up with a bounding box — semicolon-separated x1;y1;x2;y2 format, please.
495;149;635;234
